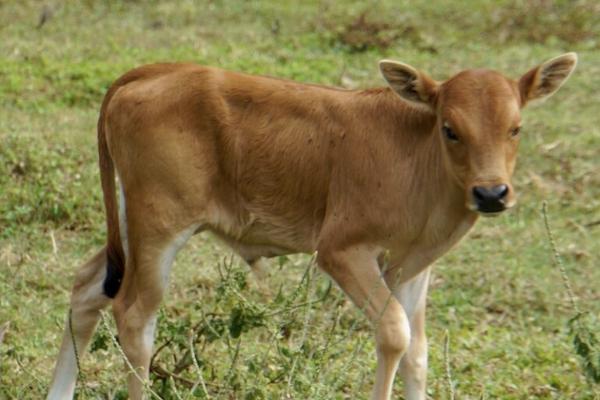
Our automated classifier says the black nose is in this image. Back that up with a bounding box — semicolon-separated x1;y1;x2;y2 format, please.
472;184;509;213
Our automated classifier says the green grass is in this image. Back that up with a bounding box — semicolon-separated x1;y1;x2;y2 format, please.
1;1;599;398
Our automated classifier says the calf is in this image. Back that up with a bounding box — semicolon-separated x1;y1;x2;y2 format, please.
48;53;577;399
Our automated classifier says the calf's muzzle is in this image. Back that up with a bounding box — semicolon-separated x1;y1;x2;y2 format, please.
472;184;509;214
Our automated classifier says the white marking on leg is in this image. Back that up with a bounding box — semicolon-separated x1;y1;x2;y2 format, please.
143;316;158;350
48;252;110;400
158;225;198;286
394;268;431;400
47;339;78;400
393;267;431;320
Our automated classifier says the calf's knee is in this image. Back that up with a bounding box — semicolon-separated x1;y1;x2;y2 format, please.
375;312;411;357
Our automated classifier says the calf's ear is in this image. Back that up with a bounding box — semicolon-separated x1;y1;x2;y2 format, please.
379;60;439;111
518;52;577;106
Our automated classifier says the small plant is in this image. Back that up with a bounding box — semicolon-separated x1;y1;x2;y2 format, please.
542;201;600;386
444;330;456;400
143;256;335;398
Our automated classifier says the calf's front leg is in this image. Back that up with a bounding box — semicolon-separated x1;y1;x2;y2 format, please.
317;245;411;400
387;267;431;400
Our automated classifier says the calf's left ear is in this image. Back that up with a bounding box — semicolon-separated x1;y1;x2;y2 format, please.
518;52;577;106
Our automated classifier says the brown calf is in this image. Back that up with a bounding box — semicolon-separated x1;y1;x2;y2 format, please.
48;53;577;400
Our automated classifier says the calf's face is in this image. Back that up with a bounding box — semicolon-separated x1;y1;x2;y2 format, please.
437;70;521;214
380;53;577;216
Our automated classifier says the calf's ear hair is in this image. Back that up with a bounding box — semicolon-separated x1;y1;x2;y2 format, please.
379;60;439;111
518;52;577;106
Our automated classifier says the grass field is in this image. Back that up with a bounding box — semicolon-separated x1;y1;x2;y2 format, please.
1;1;599;399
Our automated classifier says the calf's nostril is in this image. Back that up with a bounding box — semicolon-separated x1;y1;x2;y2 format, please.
492;184;509;200
472;186;486;201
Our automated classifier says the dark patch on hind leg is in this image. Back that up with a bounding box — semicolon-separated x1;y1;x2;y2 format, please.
103;257;123;298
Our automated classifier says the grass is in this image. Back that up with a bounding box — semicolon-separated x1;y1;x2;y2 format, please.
1;0;599;398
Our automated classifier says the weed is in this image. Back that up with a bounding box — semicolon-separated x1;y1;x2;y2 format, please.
543;202;600;387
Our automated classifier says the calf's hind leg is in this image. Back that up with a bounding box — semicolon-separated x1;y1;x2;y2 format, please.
47;249;113;400
112;226;196;400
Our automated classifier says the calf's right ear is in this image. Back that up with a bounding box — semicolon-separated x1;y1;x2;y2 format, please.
379;60;439;111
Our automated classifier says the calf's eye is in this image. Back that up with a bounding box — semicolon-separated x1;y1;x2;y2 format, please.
511;126;521;137
443;125;459;142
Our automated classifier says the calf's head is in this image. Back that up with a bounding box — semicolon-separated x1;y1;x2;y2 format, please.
380;53;577;216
